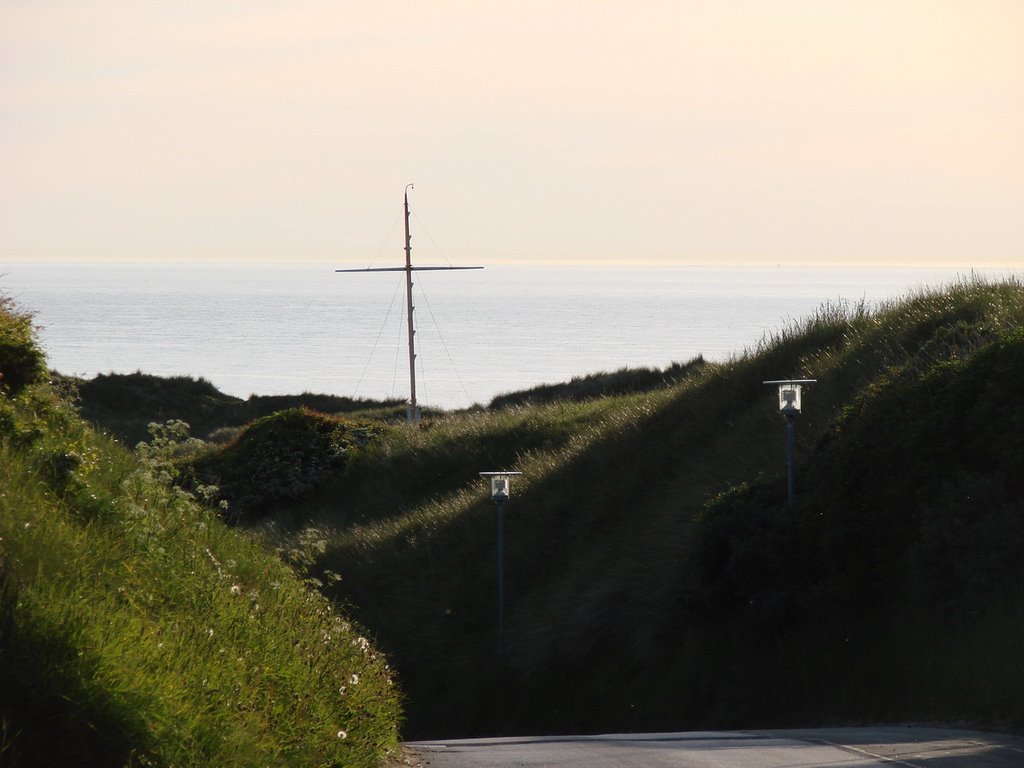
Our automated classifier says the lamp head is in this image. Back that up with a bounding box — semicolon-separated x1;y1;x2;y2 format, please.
763;379;817;416
479;471;522;502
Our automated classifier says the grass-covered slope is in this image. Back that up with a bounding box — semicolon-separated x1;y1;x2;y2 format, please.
690;320;1024;728
64;370;406;446
0;299;402;766
237;278;1024;738
487;356;707;408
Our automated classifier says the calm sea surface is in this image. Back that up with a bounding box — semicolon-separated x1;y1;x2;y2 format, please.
1;262;1017;410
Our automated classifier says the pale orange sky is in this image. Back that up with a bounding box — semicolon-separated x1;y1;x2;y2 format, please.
1;1;1021;266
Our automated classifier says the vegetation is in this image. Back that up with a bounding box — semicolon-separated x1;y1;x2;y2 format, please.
185;409;389;523
64;370;406;446
487;356;707;408
193;278;1024;739
69;358;708;449
11;276;1024;748
0;296;47;396
0;301;403;766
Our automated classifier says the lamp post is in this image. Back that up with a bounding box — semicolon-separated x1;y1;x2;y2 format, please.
763;379;816;508
479;470;522;660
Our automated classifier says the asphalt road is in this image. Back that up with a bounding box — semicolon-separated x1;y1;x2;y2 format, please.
406;727;1024;767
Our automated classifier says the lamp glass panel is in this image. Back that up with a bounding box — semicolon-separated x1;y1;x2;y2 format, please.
779;384;802;412
491;476;510;499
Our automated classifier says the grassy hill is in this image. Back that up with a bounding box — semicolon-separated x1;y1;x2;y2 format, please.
15;277;1024;746
61;370;407;446
486;356;707;408
180;277;1024;739
0;297;403;766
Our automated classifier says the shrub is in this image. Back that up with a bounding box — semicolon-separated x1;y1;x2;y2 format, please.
0;296;47;397
186;408;385;521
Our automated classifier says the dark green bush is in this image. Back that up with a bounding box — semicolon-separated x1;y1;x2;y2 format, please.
186;408;385;521
0;297;47;397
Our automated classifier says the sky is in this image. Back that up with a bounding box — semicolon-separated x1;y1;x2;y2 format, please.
2;1;1022;267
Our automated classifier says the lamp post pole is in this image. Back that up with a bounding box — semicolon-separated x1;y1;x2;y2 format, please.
480;471;522;663
496;497;506;659
785;411;796;508
763;379;816;509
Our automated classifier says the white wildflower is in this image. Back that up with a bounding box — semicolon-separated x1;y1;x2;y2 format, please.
337;729;348;739
350;673;359;685
230;584;242;596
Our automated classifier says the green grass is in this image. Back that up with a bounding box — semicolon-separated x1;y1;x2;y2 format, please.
20;276;1024;743
64;370;407;446
0;303;403;766
213;276;1024;738
487;355;707;408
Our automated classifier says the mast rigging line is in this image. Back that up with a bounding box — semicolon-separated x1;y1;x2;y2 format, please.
365;204;404;271
351;272;405;401
391;296;406;400
411;209;456;269
416;272;475;406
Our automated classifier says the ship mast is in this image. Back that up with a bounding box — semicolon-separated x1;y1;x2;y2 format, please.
337;185;483;422
402;185;418;420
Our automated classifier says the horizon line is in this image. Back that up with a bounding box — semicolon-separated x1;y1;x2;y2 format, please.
4;256;1024;270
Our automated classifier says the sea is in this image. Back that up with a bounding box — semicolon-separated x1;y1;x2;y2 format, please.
1;262;1018;411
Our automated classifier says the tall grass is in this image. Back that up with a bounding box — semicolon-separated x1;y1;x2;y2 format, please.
0;300;403;766
238;277;1024;738
42;277;1024;739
